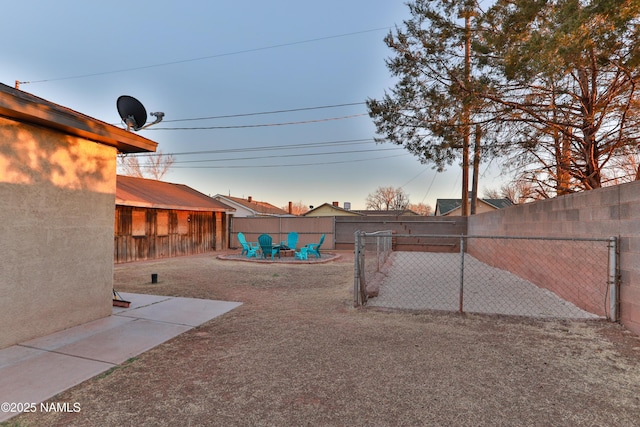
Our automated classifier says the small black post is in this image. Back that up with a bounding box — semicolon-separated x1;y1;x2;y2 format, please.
151;273;158;284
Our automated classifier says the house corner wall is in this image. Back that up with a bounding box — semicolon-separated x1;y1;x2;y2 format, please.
0;118;116;349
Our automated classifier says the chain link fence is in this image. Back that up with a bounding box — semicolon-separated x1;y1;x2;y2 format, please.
354;232;619;321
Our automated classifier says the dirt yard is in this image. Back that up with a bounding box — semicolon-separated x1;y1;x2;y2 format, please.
7;251;640;426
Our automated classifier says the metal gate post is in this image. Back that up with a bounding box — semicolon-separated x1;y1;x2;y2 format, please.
459;235;465;313
376;235;381;272
608;236;619;321
353;231;362;307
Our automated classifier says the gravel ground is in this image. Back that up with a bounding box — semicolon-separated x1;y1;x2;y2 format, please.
7;251;640;427
367;252;600;319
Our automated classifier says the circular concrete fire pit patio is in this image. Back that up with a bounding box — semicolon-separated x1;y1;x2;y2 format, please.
217;251;341;264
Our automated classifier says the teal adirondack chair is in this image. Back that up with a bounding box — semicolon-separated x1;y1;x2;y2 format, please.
281;232;298;251
294;247;308;260
237;232;259;258
305;234;325;258
258;234;280;260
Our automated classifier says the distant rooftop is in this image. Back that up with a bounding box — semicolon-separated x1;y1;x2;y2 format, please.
116;175;233;212
435;198;513;216
214;195;290;216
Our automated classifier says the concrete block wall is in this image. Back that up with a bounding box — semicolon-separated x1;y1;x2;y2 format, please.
466;236;608;316
468;181;640;335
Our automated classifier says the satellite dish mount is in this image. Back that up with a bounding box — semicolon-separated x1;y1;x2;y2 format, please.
117;95;164;131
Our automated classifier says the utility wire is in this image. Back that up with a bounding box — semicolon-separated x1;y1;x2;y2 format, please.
420;173;438;204
399;168;429;188
148;114;367;130
163;102;365;123
167;153;410;169
18;27;390;85
127;138;378;157
167;147;403;164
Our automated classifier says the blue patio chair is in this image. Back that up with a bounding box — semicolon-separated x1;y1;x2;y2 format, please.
294;247;308;260
305;234;325;259
281;232;298;251
258;234;280;260
237;232;259;258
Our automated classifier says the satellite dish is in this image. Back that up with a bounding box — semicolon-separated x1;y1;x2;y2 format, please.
117;95;164;131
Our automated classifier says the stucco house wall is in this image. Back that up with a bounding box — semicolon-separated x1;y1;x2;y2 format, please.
0;84;156;349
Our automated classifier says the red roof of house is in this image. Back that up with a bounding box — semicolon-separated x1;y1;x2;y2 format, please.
116;175;233;212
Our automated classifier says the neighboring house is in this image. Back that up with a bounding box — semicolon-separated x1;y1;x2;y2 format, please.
435;198;513;216
212;195;291;217
304;202;364;217
0;83;157;349
115;176;234;263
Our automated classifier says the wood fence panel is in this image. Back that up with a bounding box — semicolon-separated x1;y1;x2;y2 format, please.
114;206;219;263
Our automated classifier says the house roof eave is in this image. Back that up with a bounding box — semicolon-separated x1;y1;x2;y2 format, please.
0;83;157;154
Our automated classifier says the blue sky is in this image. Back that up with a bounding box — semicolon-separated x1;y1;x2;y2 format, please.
2;0;508;210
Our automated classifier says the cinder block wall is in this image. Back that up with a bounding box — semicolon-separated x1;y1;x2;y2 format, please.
0;118;116;349
468;181;640;335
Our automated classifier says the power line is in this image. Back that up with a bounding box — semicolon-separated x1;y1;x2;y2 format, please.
420;173;438;204
163;102;365;123
128;138;378;157
167;147;403;164
18;28;390;85
399;168;429;188
166;153;410;169
148;114;367;130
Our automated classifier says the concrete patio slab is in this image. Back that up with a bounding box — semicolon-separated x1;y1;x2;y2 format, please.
21;315;135;351
118;295;243;326
0;350;113;410
0;293;241;423
46;319;192;365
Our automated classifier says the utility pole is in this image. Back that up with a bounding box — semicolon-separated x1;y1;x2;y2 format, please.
461;9;472;216
471;124;481;215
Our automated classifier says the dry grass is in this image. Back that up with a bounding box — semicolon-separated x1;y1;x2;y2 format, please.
7;251;640;426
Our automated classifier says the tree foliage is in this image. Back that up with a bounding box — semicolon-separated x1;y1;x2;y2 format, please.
282;201;309;216
479;0;640;193
407;202;433;215
367;0;488;172
118;151;175;180
368;0;640;200
483;180;540;205
366;186;410;211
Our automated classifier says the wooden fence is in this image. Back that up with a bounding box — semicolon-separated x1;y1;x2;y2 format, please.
114;206;227;263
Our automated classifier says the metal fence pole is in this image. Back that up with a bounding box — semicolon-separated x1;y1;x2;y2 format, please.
459;235;465;313
353;231;362;307
608;236;619;322
376;235;381;272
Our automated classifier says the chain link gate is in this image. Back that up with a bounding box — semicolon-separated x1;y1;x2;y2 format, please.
354;232;619;321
